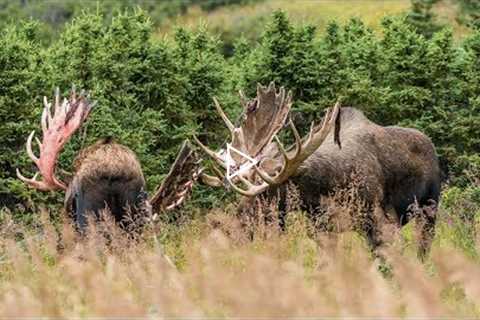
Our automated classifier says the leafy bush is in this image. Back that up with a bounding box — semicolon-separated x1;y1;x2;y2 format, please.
234;12;478;175
457;0;480;28
0;10;231;212
1;9;479;217
405;0;443;38
0;22;43;208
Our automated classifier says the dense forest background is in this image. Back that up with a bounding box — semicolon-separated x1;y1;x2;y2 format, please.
0;0;479;220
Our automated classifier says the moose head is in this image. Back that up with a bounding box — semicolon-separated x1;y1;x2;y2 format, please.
194;82;341;197
17;87;200;230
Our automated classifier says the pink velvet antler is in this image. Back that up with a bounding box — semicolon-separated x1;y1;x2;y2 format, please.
17;87;95;191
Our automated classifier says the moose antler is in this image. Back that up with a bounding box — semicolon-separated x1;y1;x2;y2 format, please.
252;102;341;188
16;87;95;191
195;82;292;166
232;82;292;163
150;140;202;213
195;83;341;197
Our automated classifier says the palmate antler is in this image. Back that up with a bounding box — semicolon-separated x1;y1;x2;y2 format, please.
194;82;292;169
150;140;202;213
194;82;341;197
17;87;95;191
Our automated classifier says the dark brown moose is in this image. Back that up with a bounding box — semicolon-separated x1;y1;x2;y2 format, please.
17;88;200;231
195;83;441;256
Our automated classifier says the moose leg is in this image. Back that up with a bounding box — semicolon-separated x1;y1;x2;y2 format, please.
415;201;437;260
236;196;257;241
366;205;401;256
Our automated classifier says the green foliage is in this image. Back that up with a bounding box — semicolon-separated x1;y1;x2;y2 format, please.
438;184;480;257
457;0;480;29
0;21;45;207
1;9;479;217
0;10;232;211
236;11;479;181
0;0;263;46
406;0;443;38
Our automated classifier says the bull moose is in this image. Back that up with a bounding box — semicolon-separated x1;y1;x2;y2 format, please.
17;87;200;231
195;83;441;256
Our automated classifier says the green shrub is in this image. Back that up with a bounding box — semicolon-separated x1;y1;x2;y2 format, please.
0;22;46;208
405;0;443;38
1;10;479;218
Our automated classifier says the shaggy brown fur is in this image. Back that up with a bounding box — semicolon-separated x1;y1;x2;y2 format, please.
65;138;147;231
275;107;441;255
63;138;201;231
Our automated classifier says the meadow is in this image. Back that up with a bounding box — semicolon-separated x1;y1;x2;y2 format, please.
0;0;480;317
0;192;479;317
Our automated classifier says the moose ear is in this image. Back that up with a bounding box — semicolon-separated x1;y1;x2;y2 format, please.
149;140;202;213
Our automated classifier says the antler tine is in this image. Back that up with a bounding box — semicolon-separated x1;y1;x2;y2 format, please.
270;119;301;163
287;119;302;157
16;169;40;188
200;172;223;187
54;87;60;116
226;173;269;197
239;90;248;107
254;164;276;185
256;81;277;98
199;161;226;187
42;96;53;131
192;135;227;169
195;84;340;199
256;83;265;97
275;86;286;103
286;90;293;105
211;163;225;179
213;96;235;134
255;101;341;187
267;81;275;92
34;136;42;149
303;101;341;156
25;131;39;164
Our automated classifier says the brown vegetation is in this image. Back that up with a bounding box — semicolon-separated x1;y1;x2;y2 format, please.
0;197;478;317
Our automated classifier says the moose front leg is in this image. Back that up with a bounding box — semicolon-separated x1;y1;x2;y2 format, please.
366;205;401;257
415;201;437;260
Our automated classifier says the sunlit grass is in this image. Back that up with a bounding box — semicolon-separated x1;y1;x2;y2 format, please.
158;0;409;34
434;0;471;39
155;0;471;42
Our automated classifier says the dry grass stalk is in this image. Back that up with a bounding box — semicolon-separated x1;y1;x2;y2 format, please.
0;192;478;317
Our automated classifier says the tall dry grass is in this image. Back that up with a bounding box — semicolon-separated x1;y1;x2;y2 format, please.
0;195;479;317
